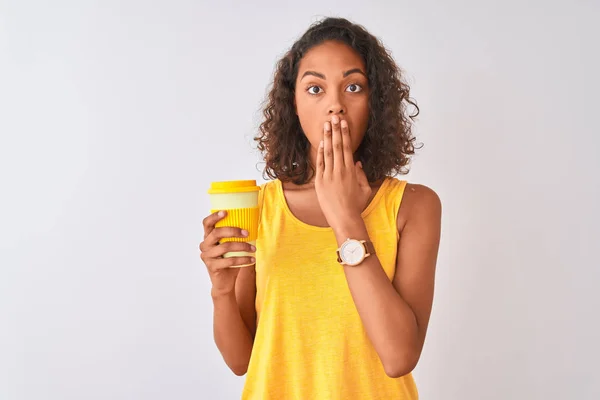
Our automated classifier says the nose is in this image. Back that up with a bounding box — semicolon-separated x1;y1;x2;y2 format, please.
328;93;346;115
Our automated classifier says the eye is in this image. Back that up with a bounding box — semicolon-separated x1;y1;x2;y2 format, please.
346;83;363;93
307;85;323;95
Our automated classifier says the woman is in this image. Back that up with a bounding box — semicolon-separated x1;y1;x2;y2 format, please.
199;17;442;399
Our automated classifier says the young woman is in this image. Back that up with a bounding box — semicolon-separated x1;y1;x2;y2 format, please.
199;17;441;399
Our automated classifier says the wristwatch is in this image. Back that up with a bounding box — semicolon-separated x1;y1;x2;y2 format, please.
336;238;376;266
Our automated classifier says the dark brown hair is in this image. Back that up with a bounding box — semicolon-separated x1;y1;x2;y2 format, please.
255;17;420;185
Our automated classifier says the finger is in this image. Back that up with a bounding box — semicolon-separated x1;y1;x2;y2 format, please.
331;115;344;172
323;121;333;176
206;226;249;246
204;241;256;259
202;210;227;239
213;256;256;270
316;139;324;178
341;119;354;169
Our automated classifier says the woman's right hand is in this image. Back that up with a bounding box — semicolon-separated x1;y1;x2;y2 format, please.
199;210;256;297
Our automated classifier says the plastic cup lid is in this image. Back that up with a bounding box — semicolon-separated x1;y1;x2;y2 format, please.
207;180;260;194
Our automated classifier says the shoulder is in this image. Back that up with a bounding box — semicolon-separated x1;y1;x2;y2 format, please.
396;181;442;232
404;183;442;212
258;180;278;196
258;179;282;210
259;180;275;190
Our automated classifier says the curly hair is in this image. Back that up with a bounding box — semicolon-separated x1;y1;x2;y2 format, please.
255;17;420;185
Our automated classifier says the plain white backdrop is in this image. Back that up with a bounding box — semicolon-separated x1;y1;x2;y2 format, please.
1;1;599;399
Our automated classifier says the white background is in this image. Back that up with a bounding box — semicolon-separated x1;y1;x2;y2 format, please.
1;1;599;399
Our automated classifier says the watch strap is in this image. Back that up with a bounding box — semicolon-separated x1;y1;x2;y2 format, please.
363;240;376;256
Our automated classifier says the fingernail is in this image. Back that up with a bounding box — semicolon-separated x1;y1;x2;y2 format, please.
341;120;347;128
241;229;249;236
251;257;256;263
319;140;324;148
324;122;331;131
332;115;339;124
218;211;225;217
250;245;256;252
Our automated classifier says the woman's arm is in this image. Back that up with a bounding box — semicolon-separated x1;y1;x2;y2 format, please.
236;264;258;338
212;265;257;376
333;184;441;378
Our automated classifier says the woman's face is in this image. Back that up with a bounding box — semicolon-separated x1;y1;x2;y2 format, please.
294;40;370;161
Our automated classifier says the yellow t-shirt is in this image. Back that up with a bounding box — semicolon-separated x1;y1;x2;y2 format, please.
241;177;418;399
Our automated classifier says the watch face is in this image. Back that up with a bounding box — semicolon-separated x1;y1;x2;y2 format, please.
341;240;366;266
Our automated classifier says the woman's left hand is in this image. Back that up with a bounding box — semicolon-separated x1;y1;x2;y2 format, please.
315;115;372;230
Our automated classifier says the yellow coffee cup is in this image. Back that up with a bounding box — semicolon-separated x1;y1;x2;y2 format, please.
208;180;260;267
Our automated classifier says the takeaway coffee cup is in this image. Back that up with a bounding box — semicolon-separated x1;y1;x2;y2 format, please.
207;180;260;267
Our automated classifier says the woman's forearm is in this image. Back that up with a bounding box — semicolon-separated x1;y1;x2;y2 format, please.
333;220;420;378
212;291;254;376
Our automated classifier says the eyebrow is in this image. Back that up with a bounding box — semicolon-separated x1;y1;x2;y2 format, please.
300;68;366;80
